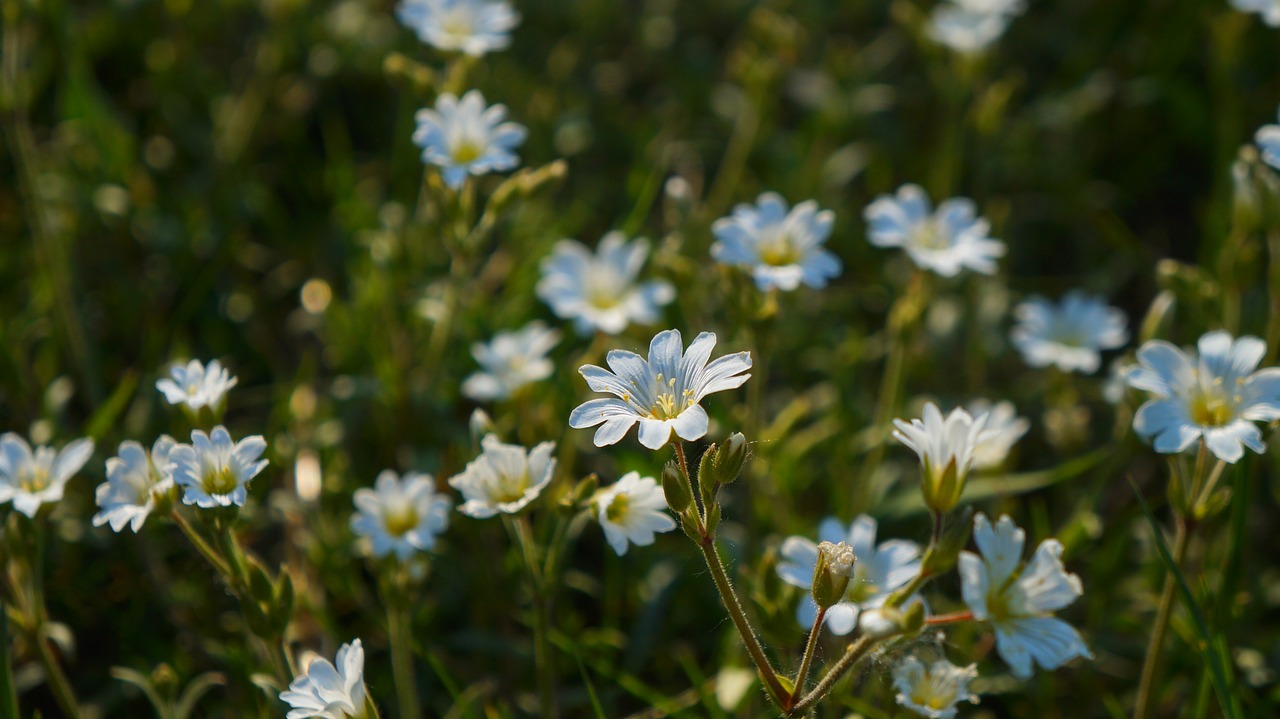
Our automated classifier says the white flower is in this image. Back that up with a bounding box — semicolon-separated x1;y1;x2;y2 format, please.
893;656;979;719
892;403;989;513
462;322;560;401
93;437;176;532
959;513;1092;678
351;471;452;560
449;434;555;518
279;639;368;719
1103;358;1134;405
1233;0;1280;27
864;184;1005;277
156;359;238;411
396;0;519;56
170;427;268;509
536;233;675;335
1254;105;1280;170
413;90;526;189
776;516;921;636
928;5;1011;54
710;192;842;291
1010;291;1128;374
0;434;94;518
593;471;677;555
1127;331;1280;463
965;399;1029;469
569;329;752;450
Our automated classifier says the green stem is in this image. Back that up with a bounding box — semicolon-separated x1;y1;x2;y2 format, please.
788;635;876;715
0;601;18;719
791;606;826;699
1193;460;1229;512
25;521;80;719
1265;230;1280;366
1133;516;1189;719
510;516;556;717
171;510;233;578
387;602;422;719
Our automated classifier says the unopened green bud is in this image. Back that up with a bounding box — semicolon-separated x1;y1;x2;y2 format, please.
810;541;855;609
704;502;722;536
698;443;717;507
570;474;599;507
248;562;274;604
921;457;964;515
661;461;691;513
469;409;496;446
679;513;701;541
272;571;295;633
712;432;748;485
901;600;926;634
922;506;974;575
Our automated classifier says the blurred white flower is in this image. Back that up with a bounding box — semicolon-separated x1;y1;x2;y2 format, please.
569;329;752;450
1010;291;1128;374
0;434;94;518
959;513;1092;678
593;471;676;555
892;656;979;719
449;434;555;518
396;0;519;56
536;233;674;335
864;184;1005;277
1254;104;1280;170
1127;331;1280;463
893;403;989;513
1233;0;1280;27
965;399;1030;469
279;639;368;719
93;437;176;532
711;192;842;291
462;322;560;401
928;5;1011;54
170;427;268;509
1103;358;1134;405
351;470;452;560
413;90;526;189
776;516;921;636
156;359;238;411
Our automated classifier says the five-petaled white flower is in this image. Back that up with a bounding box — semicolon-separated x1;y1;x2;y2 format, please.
892;655;980;719
396;0;519;56
593;471;677;555
1254;104;1280;171
893;403;989;514
776;515;922;636
170;427;268;509
1010;292;1128;374
462;322;560;402
93;437;176;532
413;90;526;189
536;233;675;335
449;434;556;518
351;470;453;560
279;638;368;719
569;329;752;450
710;192;842;291
864;184;1005;277
965;399;1030;469
959;513;1092;678
1233;0;1280;27
156;359;238;412
0;434;94;518
1126;331;1280;463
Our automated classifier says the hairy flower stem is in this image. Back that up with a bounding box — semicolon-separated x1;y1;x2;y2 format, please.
171;510;233;578
510;516;557;717
1133;516;1188;719
387;601;422;719
791;607;826;698
788;635;876;715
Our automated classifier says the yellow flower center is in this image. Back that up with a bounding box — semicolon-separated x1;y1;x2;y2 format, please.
604;493;630;523
452;140;483;164
202;465;239;496
912;220;950;250
1189;391;1233;427
18;467;50;493
383;507;420;537
440;10;474;40
491;471;529;505
646;373;694;420
758;233;801;267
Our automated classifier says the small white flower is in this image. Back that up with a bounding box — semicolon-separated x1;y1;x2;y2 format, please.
1127;331;1280;463
413;90;526;189
892;656;979;719
569;329;752;450
776;515;921;636
864;184;1005;277
892;403;989;513
351;471;452;560
959;513;1092;678
536;233;675;335
462;322;560;401
279;639;368;719
1103;358;1134;405
0;434;94;518
1254;104;1280;170
170;427;268;509
928;5;1011;54
93;437;176;532
156;359;238;411
449;434;556;518
1233;0;1280;27
396;0;519;56
1010;291;1128;374
593;471;676;555
965;399;1030;469
711;192;842;292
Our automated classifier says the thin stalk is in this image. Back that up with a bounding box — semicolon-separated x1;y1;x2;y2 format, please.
511;516;556;717
0;600;18;719
924;610;974;626
1133;516;1189;719
26;521;80;718
788;635;876;715
1193;460;1229;511
791;606;826;698
672;443;703;523
696;538;786;705
1265;230;1280;366
171;510;233;578
387;602;422;719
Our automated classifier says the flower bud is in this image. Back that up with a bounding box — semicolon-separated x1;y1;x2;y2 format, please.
922;506;974;575
857;607;902;638
569;474;599;507
711;432;748;485
810;541;855;609
661;461;692;513
469;409;496;446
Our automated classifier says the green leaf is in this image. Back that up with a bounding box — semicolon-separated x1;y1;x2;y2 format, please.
572;648;606;719
110;667;169;719
173;672;225;719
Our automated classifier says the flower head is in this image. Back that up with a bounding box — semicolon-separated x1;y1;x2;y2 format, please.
965;399;1030;469
569;329;752;450
959;513;1092;678
156;359;238;411
462;322;560;401
892;403;989;514
537;233;675;334
1233;0;1280;27
279;639;368;719
0;434;94;518
1011;292;1128;374
396;0;519;56
711;192;842;291
864;184;1005;277
170;427;268;509
449;435;556;518
351;471;452;560
928;5;1012;54
892;656;980;719
1255;104;1280;170
593;472;677;555
413;90;526;189
776;516;921;635
1127;331;1280;463
93;437;176;532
